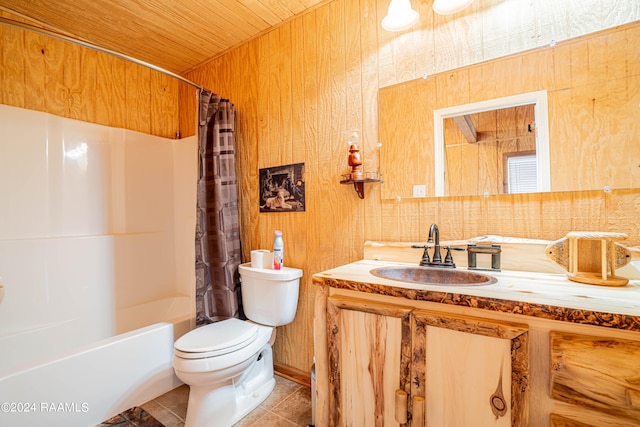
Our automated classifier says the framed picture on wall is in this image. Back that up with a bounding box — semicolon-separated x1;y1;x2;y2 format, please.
259;163;305;212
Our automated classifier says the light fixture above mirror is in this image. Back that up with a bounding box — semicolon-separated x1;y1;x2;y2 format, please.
432;0;473;15
382;0;419;32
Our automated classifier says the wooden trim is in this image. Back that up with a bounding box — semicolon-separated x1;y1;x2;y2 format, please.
410;314;429;426
315;275;640;333
313;285;329;427
327;294;414;317
274;362;311;388
511;332;529;426
326;295;342;427
415;310;529;340
400;307;413;425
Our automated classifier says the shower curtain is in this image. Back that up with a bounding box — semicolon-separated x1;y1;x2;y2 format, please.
195;90;242;325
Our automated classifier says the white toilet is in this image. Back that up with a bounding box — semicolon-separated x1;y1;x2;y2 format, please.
172;263;303;427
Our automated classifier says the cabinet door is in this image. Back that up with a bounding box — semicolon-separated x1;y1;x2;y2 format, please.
411;310;529;427
326;295;413;427
550;331;640;425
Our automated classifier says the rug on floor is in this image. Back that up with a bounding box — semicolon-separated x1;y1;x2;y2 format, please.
97;406;165;427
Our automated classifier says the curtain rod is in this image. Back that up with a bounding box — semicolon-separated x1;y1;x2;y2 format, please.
0;16;204;91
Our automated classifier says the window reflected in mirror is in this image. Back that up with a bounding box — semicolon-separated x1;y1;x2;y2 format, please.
504;151;537;194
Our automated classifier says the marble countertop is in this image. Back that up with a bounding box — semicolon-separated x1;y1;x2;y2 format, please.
312;259;640;332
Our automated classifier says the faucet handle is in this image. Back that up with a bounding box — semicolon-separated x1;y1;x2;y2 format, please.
443;246;465;267
411;244;431;266
444;247;453;264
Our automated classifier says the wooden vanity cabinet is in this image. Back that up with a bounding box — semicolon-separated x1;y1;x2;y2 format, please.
313;261;640;427
321;293;530;426
549;331;640;426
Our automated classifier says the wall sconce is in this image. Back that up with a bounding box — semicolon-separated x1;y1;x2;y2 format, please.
382;0;419;32
432;0;473;15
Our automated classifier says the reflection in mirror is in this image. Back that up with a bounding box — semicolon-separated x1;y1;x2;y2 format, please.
378;23;640;201
434;91;550;197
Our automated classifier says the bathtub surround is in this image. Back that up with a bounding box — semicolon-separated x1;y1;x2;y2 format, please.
0;105;196;426
195;91;242;325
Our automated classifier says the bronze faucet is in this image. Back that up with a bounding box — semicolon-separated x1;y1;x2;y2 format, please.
412;224;462;268
428;223;442;264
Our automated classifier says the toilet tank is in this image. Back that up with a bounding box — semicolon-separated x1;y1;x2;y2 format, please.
238;263;303;326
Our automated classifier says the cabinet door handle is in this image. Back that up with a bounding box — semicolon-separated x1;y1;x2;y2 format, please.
412;396;425;426
395;389;408;424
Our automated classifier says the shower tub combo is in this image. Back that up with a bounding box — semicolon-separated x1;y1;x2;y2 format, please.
0;105;197;426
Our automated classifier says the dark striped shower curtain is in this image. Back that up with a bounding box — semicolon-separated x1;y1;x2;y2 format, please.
194;90;242;325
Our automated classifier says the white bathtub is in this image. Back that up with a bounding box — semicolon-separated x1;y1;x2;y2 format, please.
0;321;182;426
0;295;192;426
0;294;194;427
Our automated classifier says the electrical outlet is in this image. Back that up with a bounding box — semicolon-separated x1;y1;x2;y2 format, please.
413;184;427;198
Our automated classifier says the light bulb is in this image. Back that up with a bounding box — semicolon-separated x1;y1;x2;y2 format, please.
382;0;419;32
432;0;473;15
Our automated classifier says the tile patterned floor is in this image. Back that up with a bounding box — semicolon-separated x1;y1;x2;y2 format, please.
99;406;165;426
139;375;313;427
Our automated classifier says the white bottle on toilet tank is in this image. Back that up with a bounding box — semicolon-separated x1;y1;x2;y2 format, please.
273;230;284;270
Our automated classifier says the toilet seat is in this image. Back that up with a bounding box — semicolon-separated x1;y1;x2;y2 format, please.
174;318;259;359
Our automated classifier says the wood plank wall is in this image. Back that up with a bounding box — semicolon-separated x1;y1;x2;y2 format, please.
180;1;640;373
2;1;639;375
0;11;181;138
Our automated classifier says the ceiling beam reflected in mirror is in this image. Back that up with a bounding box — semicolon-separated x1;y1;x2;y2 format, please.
452;115;478;143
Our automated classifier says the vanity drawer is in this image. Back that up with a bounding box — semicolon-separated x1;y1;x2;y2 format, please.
550;331;640;422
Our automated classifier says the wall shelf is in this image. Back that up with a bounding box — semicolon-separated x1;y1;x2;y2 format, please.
340;174;382;199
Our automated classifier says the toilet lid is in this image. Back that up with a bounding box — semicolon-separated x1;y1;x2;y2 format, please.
174;318;258;358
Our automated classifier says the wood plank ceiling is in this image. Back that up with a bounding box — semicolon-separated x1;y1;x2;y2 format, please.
0;0;328;75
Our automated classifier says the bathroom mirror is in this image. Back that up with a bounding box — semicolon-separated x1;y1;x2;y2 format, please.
378;24;640;200
433;90;550;197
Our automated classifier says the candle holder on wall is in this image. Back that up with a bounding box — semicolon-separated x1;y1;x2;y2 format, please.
340;171;382;199
340;130;382;198
348;142;364;179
